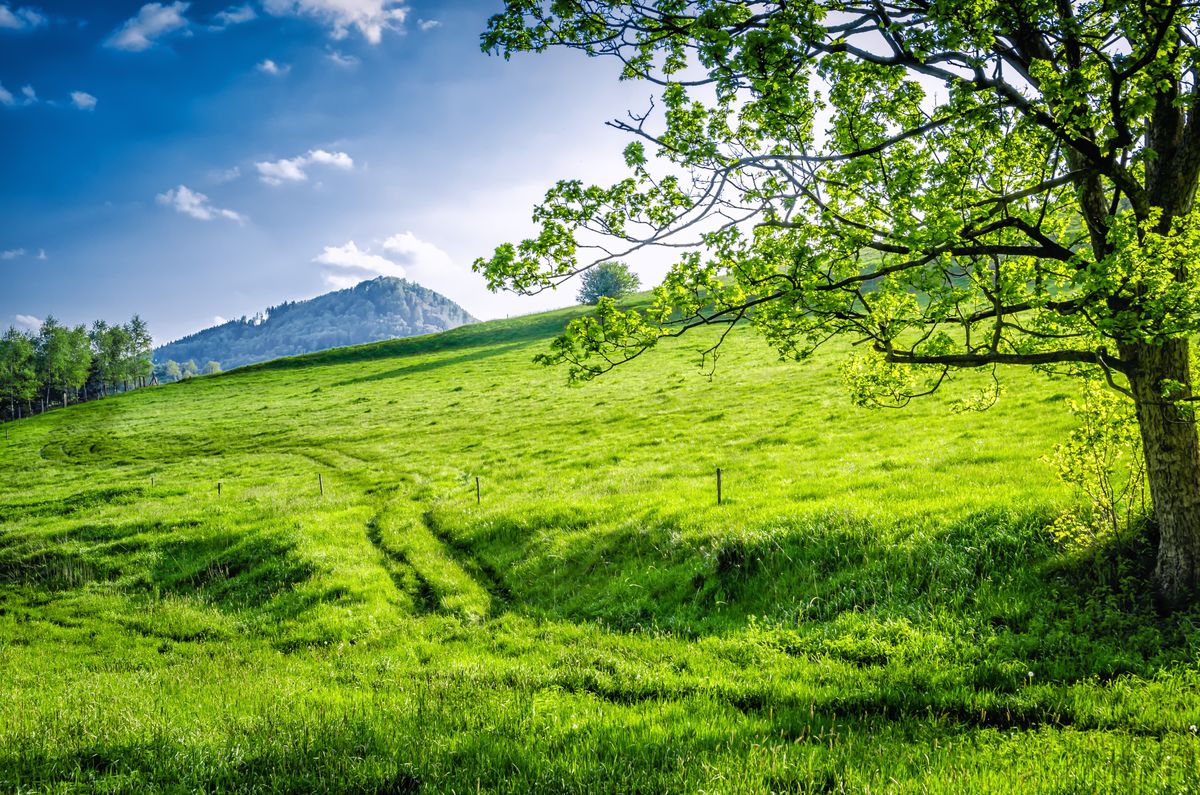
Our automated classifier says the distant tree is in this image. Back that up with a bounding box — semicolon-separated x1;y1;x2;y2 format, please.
182;360;199;379
128;315;154;388
576;263;641;305
88;320;111;398
163;360;182;382
203;361;221;375
36;317;91;408
0;327;37;420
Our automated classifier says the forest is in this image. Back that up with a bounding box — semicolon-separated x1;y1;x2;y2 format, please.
0;316;154;422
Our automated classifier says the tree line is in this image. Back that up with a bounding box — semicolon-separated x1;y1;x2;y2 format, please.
0;316;154;422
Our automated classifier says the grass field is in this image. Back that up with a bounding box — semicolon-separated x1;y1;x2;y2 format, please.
2;301;1199;793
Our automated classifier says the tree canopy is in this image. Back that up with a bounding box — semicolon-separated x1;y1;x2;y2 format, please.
476;1;1200;605
1;315;156;421
577;261;642;304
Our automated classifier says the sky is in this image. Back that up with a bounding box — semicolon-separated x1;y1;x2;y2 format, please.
0;0;655;344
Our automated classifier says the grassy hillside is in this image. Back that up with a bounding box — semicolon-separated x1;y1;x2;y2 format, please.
2;301;1198;793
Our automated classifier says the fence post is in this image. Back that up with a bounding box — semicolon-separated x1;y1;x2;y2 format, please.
717;467;723;506
319;473;324;496
476;476;481;505
217;481;222;497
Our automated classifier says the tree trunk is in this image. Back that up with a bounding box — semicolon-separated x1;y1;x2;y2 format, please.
1122;338;1200;607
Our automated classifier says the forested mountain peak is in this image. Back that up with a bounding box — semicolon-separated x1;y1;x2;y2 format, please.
154;277;476;371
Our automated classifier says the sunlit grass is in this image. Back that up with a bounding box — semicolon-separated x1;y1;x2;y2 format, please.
2;300;1198;792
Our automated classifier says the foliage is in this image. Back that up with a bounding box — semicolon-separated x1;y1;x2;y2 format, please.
576;262;641;305
1046;382;1148;550
154;276;476;372
2;305;1200;789
0;328;36;415
0;315;156;421
476;2;1200;386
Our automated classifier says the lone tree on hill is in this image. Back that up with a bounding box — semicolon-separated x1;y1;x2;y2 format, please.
476;1;1200;606
577;262;642;304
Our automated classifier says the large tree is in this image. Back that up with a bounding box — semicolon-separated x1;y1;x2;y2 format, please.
477;1;1200;605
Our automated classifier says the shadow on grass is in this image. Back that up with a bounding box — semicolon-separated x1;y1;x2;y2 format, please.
333;342;528;388
454;506;1200;684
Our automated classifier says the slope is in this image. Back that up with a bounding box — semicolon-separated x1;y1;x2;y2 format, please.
1;300;1198;793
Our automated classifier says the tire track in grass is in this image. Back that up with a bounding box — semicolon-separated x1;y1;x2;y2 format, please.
368;500;493;621
420;509;514;606
365;512;438;613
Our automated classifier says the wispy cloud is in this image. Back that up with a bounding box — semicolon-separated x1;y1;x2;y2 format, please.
212;4;255;28
14;314;41;332
209;165;241;183
417;18;439;32
36;248;46;260
20;84;35;104
0;82;13;107
314;240;403;289
326;50;359;68
105;2;189;52
0;248;25;259
70;91;96;110
0;3;46;31
157;185;246;223
262;0;407;45
255;149;353;186
256;58;290;76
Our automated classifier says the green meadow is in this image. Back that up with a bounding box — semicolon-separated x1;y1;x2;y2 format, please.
3;302;1200;793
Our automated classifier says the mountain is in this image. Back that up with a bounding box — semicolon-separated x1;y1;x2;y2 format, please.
154;277;476;370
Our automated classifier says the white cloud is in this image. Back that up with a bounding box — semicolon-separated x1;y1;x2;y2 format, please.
255;149;353;185
381;231;477;297
105;2;189;52
326;50;359;68
156;185;246;223
262;0;407;44
14;314;41;331
0;248;25;259
0;82;12;106
36;248;46;260
209;165;241;183
0;4;46;31
70;91;96;110
314;240;404;288
256;58;290;76
20;84;34;104
417;18;439;31
213;315;228;325
212;4;255;27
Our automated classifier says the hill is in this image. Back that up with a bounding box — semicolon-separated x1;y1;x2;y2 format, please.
2;301;1198;792
153;276;476;370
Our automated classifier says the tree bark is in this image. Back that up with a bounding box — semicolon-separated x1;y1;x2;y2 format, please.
1122;338;1200;607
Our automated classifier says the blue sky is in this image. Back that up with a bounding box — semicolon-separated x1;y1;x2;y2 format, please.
0;1;649;343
